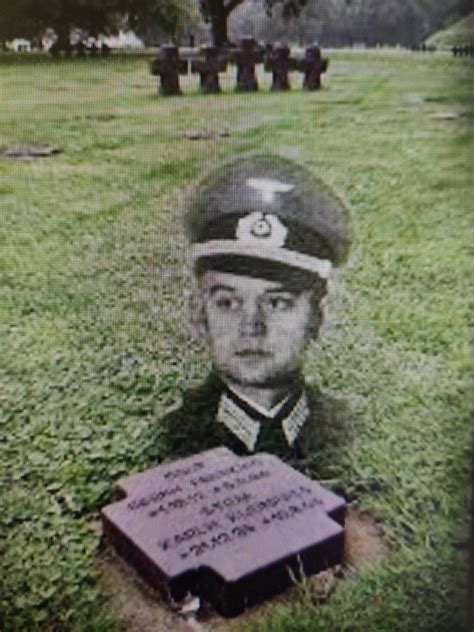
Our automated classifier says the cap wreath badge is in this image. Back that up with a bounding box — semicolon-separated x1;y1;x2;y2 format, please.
236;212;288;247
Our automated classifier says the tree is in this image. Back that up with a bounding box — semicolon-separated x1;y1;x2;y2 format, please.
0;0;39;43
198;0;308;46
0;0;117;51
225;0;474;48
0;0;189;51
118;0;192;43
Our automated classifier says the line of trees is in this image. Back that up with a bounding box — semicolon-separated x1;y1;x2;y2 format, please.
0;0;193;51
0;0;310;51
228;0;473;47
0;0;471;51
198;0;308;46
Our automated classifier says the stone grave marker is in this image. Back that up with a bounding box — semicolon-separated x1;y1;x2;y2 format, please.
5;143;60;159
190;46;229;93
264;42;298;91
76;40;86;57
299;44;329;90
101;447;345;617
150;45;188;95
232;37;265;91
452;44;474;57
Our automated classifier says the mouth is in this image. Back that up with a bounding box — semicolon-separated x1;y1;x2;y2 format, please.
235;350;272;358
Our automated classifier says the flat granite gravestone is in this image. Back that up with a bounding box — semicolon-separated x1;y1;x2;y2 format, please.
5;143;60;158
101;447;345;617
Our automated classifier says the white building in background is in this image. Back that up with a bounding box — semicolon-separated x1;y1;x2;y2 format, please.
41;29;56;51
42;29;145;50
101;30;144;49
7;38;32;52
6;29;144;52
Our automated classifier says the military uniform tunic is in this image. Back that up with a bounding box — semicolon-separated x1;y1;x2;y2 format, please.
159;371;349;479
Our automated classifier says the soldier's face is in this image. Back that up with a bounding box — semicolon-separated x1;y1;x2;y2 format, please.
198;270;316;387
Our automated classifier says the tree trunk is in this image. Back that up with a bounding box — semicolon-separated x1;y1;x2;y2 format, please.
210;4;229;47
55;23;71;56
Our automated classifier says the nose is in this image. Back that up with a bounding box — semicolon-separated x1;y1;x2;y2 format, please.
239;299;266;337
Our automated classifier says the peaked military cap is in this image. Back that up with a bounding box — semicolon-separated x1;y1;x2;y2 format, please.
186;154;351;280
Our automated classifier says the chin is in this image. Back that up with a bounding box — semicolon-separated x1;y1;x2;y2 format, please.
223;366;295;389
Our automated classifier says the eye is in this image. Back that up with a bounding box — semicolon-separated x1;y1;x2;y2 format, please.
263;294;296;312
210;291;241;312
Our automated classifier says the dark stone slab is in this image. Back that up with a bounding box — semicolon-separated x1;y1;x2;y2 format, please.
5;143;60;159
101;447;345;617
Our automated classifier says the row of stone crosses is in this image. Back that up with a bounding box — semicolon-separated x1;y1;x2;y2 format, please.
451;44;474;57
150;36;328;95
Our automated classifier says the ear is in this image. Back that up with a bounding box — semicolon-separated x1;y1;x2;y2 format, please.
310;305;323;339
188;282;208;340
308;288;325;340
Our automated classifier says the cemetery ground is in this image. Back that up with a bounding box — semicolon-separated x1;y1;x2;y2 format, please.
0;50;472;631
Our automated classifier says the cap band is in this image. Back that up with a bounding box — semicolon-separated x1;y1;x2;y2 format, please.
190;241;333;279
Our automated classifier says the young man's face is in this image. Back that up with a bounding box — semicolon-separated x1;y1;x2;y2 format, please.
198;269;318;388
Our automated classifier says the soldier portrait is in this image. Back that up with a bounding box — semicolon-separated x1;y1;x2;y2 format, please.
161;154;352;472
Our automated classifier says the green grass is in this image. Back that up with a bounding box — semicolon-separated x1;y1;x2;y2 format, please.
0;51;472;631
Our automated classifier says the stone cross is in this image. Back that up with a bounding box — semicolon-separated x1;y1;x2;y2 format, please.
150;45;188;95
101;447;346;617
452;44;473;57
76;40;86;57
232;37;264;91
264;42;298;91
294;44;329;90
299;44;329;90
191;46;229;93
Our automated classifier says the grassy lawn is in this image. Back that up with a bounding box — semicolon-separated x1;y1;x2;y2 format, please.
0;51;472;631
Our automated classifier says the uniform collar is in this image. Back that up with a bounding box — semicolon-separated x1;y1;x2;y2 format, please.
226;384;290;418
216;385;310;452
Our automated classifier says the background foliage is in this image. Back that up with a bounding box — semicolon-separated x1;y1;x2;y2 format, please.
228;0;473;46
0;0;192;46
0;0;472;47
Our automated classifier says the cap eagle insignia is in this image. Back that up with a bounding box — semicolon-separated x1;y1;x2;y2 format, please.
246;177;295;203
